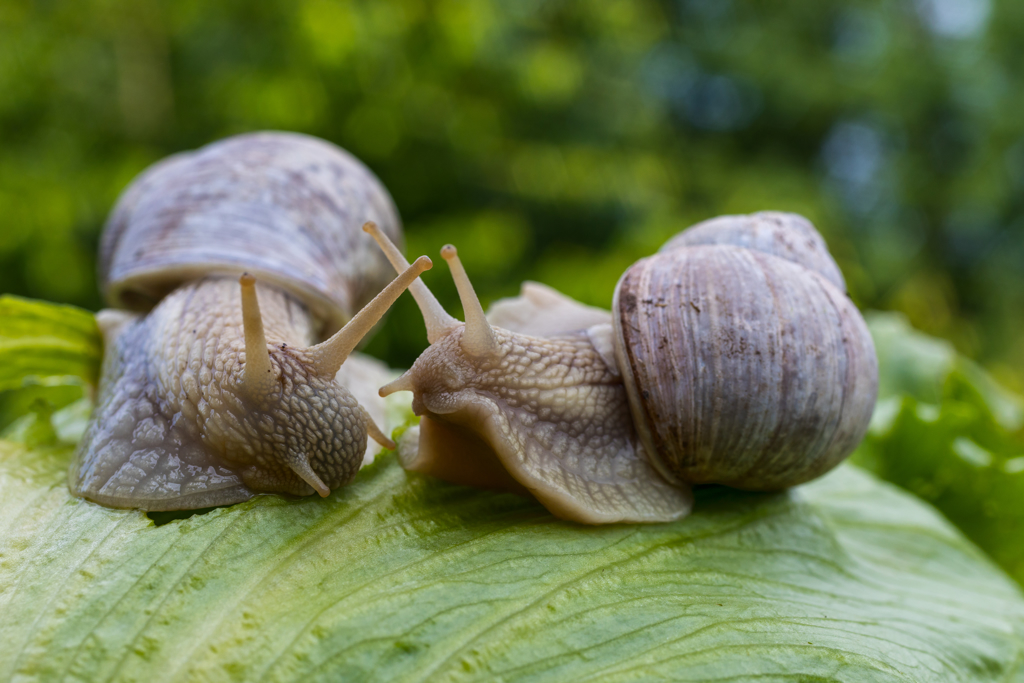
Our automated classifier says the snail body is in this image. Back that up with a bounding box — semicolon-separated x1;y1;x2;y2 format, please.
365;212;878;524
70;132;431;511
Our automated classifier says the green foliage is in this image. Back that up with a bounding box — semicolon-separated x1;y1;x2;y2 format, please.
0;295;99;442
0;295;100;391
855;312;1024;586
1;0;1023;383
4;273;1024;682
4;445;1024;681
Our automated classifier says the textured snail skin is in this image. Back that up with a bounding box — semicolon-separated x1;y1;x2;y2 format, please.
71;278;368;509
377;212;878;525
396;326;691;524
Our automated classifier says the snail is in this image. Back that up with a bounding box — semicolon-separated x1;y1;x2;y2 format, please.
363;212;878;524
69;132;432;511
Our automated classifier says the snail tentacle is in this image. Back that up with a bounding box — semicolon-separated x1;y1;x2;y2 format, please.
307;256;432;378
361;405;396;450
363;222;458;343
286;451;331;497
378;371;415;398
440;245;499;360
239;273;277;402
71;132;413;511
373;212;878;525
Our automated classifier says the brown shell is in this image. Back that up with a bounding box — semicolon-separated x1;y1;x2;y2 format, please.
99;131;402;337
660;211;846;293
612;245;877;490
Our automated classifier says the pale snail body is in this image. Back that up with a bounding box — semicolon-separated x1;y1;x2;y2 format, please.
364;212;878;524
70;132;432;511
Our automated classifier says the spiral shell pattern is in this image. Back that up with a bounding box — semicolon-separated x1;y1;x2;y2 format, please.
614;224;877;490
100;131;402;337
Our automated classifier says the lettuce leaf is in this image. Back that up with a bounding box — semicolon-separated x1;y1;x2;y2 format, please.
856;312;1024;586
2;442;1023;682
0;295;99;442
2;299;1023;682
0;295;100;392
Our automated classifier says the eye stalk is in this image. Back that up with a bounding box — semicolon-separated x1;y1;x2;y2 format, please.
361;222;507;364
306;254;433;377
70;132;423;512
366;228;502;397
240;255;433;393
367;227;695;524
362;222;457;343
440;245;499;360
239;272;277;402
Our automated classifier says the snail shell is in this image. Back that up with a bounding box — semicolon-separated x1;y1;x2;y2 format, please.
659;211;846;292
100;131;402;335
615;224;877;491
70;132;430;511
367;212;878;524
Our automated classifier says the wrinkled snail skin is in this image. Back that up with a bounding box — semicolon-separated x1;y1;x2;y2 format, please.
75;278;364;508
367;226;693;524
70;132;430;511
395;325;691;524
368;212;878;525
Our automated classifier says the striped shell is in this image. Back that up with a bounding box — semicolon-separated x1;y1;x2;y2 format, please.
613;216;877;490
99;131;402;337
661;211;847;292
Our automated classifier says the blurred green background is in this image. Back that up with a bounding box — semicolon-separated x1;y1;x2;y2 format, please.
1;0;1023;387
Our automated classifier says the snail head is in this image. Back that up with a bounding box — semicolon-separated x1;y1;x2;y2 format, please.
363;223;535;491
232;256;432;496
363;223;507;410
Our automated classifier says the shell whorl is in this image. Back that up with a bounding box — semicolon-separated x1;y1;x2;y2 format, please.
99;131;403;337
660;211;846;293
614;216;877;491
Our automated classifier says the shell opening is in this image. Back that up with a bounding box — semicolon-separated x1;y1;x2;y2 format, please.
441;245;499;360
363;222;458;343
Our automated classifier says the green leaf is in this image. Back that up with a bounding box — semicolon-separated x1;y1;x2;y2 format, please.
0;296;100;445
2;441;1022;682
0;295;101;392
3;298;1022;679
857;312;1024;587
867;311;1023;431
